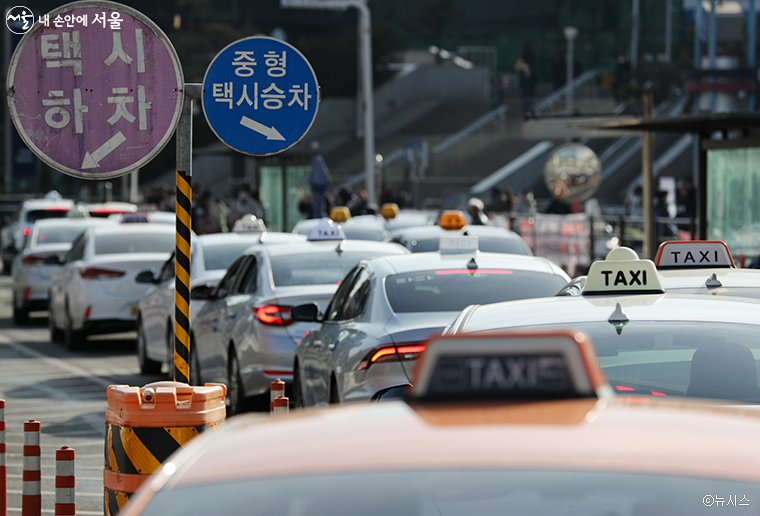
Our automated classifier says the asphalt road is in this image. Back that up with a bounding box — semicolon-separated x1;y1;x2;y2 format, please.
0;274;164;515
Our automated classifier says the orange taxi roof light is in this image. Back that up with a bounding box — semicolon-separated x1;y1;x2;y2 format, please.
438;210;466;230
409;330;612;401
330;206;351;223
380;203;399;220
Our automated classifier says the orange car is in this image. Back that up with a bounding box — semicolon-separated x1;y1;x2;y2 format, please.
122;331;760;516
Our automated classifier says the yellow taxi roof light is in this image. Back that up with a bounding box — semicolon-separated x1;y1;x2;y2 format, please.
654;240;735;269
409;331;612;401
438;210;466;230
582;246;664;295
380;203;399;220
330;206;351;223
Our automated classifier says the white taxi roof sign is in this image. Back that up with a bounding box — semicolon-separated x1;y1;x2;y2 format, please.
409;330;611;401
654;240;735;269
232;213;267;233
439;235;478;254
582;246;664;295
307;218;347;241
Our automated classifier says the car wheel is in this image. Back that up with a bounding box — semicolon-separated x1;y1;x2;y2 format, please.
137;317;162;375
226;349;244;416
48;301;63;343
12;290;29;325
189;338;202;386
329;376;340;405
165;323;175;380
292;363;304;409
63;302;86;351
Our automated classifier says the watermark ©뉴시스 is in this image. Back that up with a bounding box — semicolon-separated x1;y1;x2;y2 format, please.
703;494;750;507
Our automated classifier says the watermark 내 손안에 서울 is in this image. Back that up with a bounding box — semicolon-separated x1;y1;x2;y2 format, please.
7;6;125;34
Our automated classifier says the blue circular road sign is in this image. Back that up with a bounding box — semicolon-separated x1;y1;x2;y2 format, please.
202;36;320;156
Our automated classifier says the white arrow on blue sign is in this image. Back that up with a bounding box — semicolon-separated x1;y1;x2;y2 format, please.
202;36;320;156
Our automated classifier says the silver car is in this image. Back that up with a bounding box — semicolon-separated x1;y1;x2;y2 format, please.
11;218;115;324
136;231;306;375
190;221;409;414
292;248;571;407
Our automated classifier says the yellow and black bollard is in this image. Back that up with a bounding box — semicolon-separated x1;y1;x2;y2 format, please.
103;381;225;515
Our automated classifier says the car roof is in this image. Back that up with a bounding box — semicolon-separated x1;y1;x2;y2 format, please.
20;199;74;209
255;239;408;258
365;250;568;276
32;218;114;228
89;223;176;236
138;397;760;491
390;225;523;238
457;292;760;334
660;267;760;289
195;231;304;245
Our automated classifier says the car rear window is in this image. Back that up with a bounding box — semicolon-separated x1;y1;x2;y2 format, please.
94;233;174;255
497;321;760;403
385;269;567;313
138;469;760;516
34;226;87;245
202;242;257;271
26;209;70;223
271;251;384;287
407;236;529;255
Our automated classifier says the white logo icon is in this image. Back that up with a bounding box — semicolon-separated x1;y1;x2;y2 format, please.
6;6;35;34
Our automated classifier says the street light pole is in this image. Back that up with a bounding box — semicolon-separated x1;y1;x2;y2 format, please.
281;0;376;205
563;27;578;115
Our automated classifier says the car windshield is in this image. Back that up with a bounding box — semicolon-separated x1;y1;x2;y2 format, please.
137;469;760;516
407;236;529;255
385;270;567;313
26;209;70;223
34;226;87;245
271;252;385;286
493;321;760;403
202;242;257;271
94;233;174;255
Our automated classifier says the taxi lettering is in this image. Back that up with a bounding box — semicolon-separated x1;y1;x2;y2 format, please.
668;250;718;264
467;357;537;389
600;269;647;287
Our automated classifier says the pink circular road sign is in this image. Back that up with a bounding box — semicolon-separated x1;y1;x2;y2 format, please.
7;0;184;180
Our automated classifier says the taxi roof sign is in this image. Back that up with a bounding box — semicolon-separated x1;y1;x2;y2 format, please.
409;331;611;401
329;206;351;223
380;203;399;219
307;218;346;241
438;210;466;230
439;235;478;254
232;214;267;233
654;240;735;269
582;247;664;295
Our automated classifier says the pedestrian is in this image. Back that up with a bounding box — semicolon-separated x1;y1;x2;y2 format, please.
228;184;265;225
467;198;488;225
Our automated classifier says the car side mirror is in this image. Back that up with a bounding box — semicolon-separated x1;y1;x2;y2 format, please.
135;269;156;284
291;303;320;322
190;284;215;300
44;254;62;265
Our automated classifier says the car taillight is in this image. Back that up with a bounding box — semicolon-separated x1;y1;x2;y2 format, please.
358;343;426;370
22;255;45;266
79;267;126;279
254;305;293;325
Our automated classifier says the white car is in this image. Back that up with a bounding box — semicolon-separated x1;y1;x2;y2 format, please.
48;224;175;350
136;231;306;375
11;218;115;324
2;196;74;272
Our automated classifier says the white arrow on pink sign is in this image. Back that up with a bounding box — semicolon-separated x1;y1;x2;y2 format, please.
6;0;184;180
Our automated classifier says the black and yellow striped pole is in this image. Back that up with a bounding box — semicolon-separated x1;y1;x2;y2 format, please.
174;84;201;384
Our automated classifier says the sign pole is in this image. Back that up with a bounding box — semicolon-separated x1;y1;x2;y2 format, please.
174;83;201;384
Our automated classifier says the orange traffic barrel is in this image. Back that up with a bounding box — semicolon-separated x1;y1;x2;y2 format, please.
103;381;226;515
